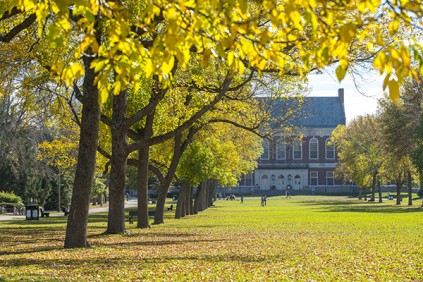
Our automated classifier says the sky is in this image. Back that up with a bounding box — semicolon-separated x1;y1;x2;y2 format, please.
307;69;386;124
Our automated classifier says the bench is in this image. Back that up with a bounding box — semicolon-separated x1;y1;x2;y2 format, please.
40;208;50;217
128;210;156;224
167;204;173;211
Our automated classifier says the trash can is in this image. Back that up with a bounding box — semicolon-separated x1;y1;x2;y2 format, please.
25;204;39;220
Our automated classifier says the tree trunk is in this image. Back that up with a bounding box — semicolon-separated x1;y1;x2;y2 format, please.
202;181;208;210
185;182;191;215
407;170;413;206
64;56;100;248
175;186;184;219
370;172;377;201
154;181;170;224
194;183;203;214
377;180;383;203
188;186;193;215
175;181;189;219
358;188;362;200
107;91;128;234
154;133;185;225
420;171;423;207
396;181;402;205
137;146;150;228
136;111;154;229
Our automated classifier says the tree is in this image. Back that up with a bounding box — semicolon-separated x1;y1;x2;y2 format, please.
411;114;423;207
379;92;421;205
332;115;385;202
3;0;423;248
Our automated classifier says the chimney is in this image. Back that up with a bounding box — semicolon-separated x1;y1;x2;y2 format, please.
338;88;344;104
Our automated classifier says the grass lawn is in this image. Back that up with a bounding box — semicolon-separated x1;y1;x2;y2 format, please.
0;195;422;281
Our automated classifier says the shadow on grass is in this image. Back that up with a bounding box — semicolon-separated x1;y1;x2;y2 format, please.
298;199;423;213
0;245;63;256
0;250;280;270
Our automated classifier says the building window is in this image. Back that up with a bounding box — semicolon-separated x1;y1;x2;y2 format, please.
326;138;335;159
293;139;302;160
310;171;318;186
260;140;270;160
277;175;285;189
276;140;286;160
309;138;318;160
326;171;334;186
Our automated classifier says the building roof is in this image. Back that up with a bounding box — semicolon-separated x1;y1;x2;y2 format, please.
296;96;346;128
266;90;346;129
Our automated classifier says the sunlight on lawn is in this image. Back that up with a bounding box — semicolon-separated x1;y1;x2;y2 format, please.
0;196;422;281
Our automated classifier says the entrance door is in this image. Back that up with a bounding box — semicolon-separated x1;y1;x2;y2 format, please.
294;175;302;190
277;175;285;190
261;175;269;191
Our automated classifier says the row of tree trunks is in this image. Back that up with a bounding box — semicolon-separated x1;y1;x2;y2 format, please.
154;131;194;225
175;181;192;219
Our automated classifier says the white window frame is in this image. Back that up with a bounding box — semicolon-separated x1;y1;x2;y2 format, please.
325;138;335;160
309;137;319;160
276;140;287;160
260;140;270;160
326;171;334;186
293;139;302;160
310;171;318;186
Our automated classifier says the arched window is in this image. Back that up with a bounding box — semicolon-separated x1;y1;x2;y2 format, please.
260;140;270;160
309;138;318;160
276;140;286;160
293;139;302;160
294;175;302;190
326;138;335;159
277;175;285;189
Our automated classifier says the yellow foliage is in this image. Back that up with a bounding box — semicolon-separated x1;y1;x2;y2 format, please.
2;0;422;103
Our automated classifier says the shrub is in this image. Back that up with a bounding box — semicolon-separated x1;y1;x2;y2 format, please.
0;191;23;206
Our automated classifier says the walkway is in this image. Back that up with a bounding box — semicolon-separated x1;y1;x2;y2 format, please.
0;199;138;221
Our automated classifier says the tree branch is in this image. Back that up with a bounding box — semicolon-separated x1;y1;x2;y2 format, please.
0;13;36;42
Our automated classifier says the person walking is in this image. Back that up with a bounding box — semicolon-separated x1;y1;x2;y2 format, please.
285;186;291;199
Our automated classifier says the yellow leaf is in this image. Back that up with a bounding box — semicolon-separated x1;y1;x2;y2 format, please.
339;23;356;42
113;80;121;95
383;73;391;90
336;65;347;81
227;51;235;66
239;0;247;14
71;62;84;78
388;79;400;102
145;59;154;78
162;56;175;74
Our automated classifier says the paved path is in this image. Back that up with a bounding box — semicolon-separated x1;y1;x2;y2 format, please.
0;199;138;221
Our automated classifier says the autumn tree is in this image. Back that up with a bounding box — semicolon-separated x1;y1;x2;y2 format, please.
332;115;385;202
2;0;423;248
379;87;423;205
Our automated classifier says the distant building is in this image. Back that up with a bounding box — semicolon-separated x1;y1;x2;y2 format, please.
240;88;346;192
